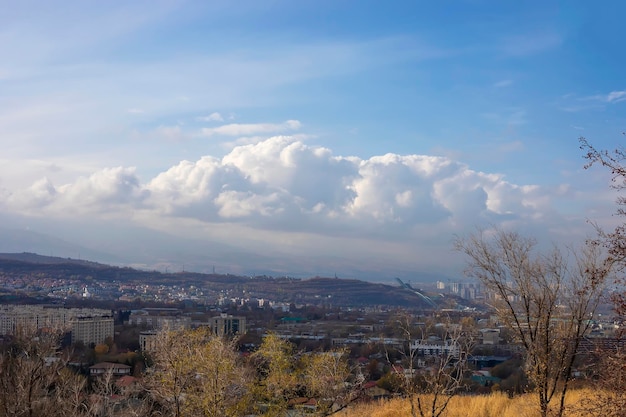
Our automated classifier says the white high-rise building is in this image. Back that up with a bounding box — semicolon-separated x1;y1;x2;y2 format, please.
71;315;114;346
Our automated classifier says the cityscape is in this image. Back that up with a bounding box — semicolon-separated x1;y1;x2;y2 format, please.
1;1;625;416
0;248;622;415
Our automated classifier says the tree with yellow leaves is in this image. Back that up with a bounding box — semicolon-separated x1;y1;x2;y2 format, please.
144;327;250;417
302;348;360;416
251;333;360;417
250;332;300;417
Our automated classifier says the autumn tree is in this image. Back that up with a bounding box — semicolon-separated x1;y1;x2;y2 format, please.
144;327;250;417
250;333;300;416
251;332;359;417
455;228;610;417
302;348;363;416
189;333;251;417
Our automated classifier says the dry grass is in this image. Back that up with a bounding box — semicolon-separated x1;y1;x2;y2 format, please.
337;389;603;417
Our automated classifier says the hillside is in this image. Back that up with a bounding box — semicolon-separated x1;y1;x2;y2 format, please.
0;252;107;266
0;253;448;308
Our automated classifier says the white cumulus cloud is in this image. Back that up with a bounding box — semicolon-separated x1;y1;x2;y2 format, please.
7;167;147;216
1;135;601;278
7;136;558;234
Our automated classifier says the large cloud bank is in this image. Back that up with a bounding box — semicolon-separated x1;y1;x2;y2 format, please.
4;136;553;240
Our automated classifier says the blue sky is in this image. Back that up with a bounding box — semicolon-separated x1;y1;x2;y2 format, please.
0;1;624;280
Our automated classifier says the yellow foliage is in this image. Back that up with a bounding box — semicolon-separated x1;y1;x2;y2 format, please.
94;343;109;355
251;333;299;416
145;327;250;417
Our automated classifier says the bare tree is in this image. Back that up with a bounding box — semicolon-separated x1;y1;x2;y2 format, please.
455;228;610;417
88;368;119;417
579;137;626;416
389;314;472;417
574;347;626;417
53;368;91;417
0;325;99;417
580;137;626;314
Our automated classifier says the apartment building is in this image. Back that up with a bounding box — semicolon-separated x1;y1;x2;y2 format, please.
128;309;191;330
0;304;112;335
139;330;159;352
71;315;114;346
410;340;461;358
209;313;246;336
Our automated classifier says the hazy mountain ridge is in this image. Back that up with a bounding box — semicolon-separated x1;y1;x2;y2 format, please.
0;252;107;266
0;227;128;265
0;225;456;282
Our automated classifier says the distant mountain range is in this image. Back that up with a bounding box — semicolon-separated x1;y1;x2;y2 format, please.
0;227;128;265
0;226;457;283
0;252;106;266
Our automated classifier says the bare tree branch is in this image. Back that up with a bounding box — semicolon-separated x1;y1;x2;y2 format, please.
455;228;609;417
